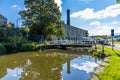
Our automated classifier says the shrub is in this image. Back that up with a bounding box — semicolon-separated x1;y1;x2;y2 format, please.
3;42;18;52
21;42;38;51
43;41;49;45
90;46;106;58
0;43;6;54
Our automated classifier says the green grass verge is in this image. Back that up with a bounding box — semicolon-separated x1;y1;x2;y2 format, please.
114;41;120;44
97;45;120;80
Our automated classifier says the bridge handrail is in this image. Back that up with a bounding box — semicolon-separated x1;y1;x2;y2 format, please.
48;40;94;45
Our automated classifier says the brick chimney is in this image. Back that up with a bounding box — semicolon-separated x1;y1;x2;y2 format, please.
67;9;70;25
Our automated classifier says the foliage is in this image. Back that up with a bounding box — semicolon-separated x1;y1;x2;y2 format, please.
114;41;120;44
92;50;104;57
98;56;120;80
117;0;120;3
90;46;105;58
3;42;18;52
24;27;30;33
19;0;64;40
0;43;6;54
95;37;103;40
1;28;29;52
0;27;4;41
3;35;28;52
21;42;38;51
43;40;49;45
0;25;45;53
0;22;2;26
97;45;120;80
97;46;120;56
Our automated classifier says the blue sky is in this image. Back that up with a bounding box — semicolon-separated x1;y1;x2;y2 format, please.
0;0;120;35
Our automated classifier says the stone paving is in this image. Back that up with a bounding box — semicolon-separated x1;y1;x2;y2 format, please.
107;44;120;50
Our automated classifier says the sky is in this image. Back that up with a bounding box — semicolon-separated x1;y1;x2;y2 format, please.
0;0;120;36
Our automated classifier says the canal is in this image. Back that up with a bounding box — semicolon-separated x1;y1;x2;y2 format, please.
0;50;101;80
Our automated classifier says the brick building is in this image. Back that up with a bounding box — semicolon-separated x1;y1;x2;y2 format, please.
64;23;88;41
63;9;88;41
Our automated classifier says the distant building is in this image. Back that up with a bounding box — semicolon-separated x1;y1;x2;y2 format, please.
0;14;7;26
63;9;88;41
63;23;88;41
7;22;14;28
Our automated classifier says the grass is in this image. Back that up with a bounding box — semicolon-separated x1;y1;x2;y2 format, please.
97;45;120;80
97;46;120;56
114;41;120;44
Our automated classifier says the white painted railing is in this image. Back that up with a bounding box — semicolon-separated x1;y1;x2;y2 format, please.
49;40;95;45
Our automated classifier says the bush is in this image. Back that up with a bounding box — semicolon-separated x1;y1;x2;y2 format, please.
21;42;38;51
0;43;6;54
3;42;18;52
43;41;49;45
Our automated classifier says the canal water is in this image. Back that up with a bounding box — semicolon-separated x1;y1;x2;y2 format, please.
0;50;101;80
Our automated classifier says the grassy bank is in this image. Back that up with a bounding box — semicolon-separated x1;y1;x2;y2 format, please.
114;41;120;44
97;46;120;80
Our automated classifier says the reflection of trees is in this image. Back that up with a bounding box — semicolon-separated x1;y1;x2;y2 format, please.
0;53;27;78
0;50;81;80
20;53;67;80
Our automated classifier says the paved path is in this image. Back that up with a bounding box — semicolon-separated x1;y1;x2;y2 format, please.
114;44;120;50
107;44;120;50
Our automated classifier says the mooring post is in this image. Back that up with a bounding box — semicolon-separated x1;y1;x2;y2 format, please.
61;46;66;50
95;40;97;50
101;42;105;58
102;44;104;54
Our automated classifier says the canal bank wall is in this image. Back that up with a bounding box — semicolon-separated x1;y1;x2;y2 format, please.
89;57;110;80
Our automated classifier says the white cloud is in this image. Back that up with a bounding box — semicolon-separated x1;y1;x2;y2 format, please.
71;61;98;73
89;21;101;26
11;4;22;10
12;5;17;8
112;21;119;25
89;25;120;35
89;25;112;35
79;0;93;3
71;4;120;20
54;0;62;12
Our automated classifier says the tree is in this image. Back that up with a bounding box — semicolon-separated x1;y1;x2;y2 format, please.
19;0;64;40
117;0;120;3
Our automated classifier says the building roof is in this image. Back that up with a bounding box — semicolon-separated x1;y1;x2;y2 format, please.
64;24;88;32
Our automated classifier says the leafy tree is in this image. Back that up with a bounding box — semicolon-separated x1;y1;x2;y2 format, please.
0;22;3;27
19;0;64;40
95;37;103;41
0;23;5;41
117;0;120;3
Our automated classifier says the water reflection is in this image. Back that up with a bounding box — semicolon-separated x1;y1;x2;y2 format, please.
1;68;23;80
66;54;71;74
0;50;101;80
62;55;101;80
71;55;100;73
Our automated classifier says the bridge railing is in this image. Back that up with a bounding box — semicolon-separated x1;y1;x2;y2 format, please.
48;40;95;45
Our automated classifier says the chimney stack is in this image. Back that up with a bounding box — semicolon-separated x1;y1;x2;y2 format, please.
67;9;70;25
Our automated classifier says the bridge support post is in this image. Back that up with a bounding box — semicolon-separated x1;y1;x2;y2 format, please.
61;46;66;50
